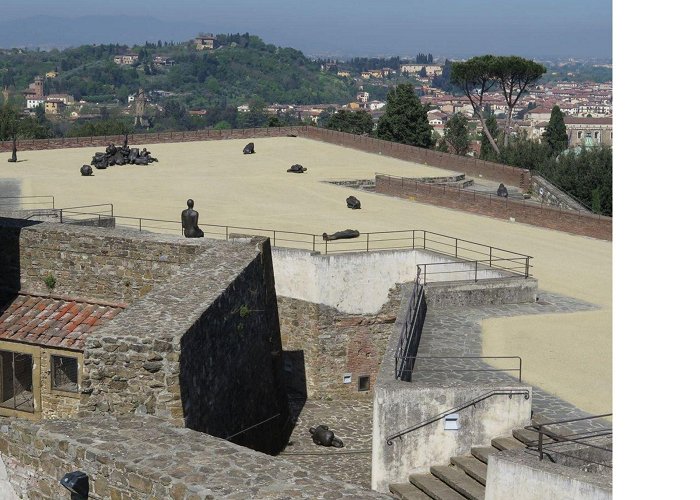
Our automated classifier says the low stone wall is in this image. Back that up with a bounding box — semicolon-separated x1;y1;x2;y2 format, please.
0;414;389;499
485;450;612;500
277;285;401;400
371;285;532;492
425;277;538;308
80;235;290;454
272;248;482;314
0;222;205;302
375;175;612;241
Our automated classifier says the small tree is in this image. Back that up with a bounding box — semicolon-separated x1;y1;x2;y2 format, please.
542;105;568;153
442;112;471;155
377;83;433;148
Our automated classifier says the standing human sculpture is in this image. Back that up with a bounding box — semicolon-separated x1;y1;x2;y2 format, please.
181;199;204;238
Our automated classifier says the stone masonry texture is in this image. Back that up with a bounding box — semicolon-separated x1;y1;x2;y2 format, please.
277;284;401;400
0;413;390;499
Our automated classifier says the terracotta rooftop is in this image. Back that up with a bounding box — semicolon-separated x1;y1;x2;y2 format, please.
0;293;125;351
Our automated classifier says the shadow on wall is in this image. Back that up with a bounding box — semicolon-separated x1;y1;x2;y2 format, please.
0;218;42;297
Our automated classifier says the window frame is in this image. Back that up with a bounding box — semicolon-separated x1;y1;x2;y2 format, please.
50;354;81;397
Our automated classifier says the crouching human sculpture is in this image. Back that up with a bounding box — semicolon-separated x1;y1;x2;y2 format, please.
80;165;93;176
346;196;361;209
181;199;204;238
309;425;344;448
322;229;360;241
497;183;509;198
287;164;307;173
243;142;255;154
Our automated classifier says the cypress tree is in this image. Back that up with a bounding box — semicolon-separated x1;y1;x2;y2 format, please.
542;105;568;153
376;83;433;148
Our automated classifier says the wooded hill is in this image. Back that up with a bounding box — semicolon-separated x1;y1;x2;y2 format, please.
0;33;356;107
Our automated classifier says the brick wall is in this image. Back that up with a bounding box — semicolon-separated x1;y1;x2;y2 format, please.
277;284;401;400
375;175;612;241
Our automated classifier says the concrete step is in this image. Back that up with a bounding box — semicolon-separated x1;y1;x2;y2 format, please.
451;456;488;485
409;473;465;500
512;427;556;447
491;435;526;451
470;446;499;464
430;465;485;500
390;482;433;500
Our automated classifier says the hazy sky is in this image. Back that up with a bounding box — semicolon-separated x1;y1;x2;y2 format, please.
1;0;612;58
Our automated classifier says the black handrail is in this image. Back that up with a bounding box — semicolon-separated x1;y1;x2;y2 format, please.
386;389;530;445
224;413;281;441
394;267;425;380
525;413;612;464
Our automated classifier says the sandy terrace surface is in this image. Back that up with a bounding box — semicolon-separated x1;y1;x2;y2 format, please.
1;136;612;415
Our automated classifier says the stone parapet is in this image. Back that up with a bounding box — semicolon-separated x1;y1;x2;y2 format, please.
0;414;390;499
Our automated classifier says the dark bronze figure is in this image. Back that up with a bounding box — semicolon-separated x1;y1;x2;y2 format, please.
7;137;17;162
80;165;93;176
322;229;360;241
243;142;255;154
346;196;361;209
309;425;344;448
287;164;307;173
497;183;509;198
181;199;204;238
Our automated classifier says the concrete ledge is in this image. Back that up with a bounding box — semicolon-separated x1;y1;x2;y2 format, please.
485;449;612;500
425;277;538;308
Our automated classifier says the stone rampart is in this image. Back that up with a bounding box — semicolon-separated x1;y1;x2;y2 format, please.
277;285;401;400
375;175;612;241
0;414;389;499
0;222;205;302
80;235;290;454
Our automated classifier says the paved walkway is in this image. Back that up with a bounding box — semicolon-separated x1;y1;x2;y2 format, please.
412;292;609;434
280;399;374;489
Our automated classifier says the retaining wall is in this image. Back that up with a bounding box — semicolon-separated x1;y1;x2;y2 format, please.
375;175;612;241
277;286;401;400
485;450;612;500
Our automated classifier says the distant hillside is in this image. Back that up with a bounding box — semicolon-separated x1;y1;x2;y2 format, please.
0;32;356;106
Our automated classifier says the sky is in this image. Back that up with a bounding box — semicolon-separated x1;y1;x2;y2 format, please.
0;0;612;59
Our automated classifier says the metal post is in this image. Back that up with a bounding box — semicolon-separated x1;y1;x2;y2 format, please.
225;226;229;240
455;239;458;258
139;219;142;232
489;247;493;267
273;231;276;247
59;209;63;224
474;261;478;282
312;234;316;253
525;257;530;278
538;426;544;460
366;232;370;252
325;238;328;254
412;230;415;249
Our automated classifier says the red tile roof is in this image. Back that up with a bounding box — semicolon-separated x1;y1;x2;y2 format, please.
0;294;125;351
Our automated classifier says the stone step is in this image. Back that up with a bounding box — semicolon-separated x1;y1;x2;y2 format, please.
470;446;499;464
430;465;485;500
451;455;488;485
512;428;555;447
491;435;526;451
390;482;433;500
409;473;465;500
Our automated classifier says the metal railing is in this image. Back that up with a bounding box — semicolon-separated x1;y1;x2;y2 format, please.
419;259;529;284
386;389;530;445
394;267;425;380
525;413;612;468
50;207;534;275
397;356;523;382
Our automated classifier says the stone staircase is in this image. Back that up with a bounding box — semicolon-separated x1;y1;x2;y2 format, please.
388;428;543;500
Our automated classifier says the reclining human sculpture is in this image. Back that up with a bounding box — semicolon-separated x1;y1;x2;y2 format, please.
497;183;509;198
322;229;360;241
287;164;307;173
346;196;361;209
309;425;344;448
90;142;158;169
